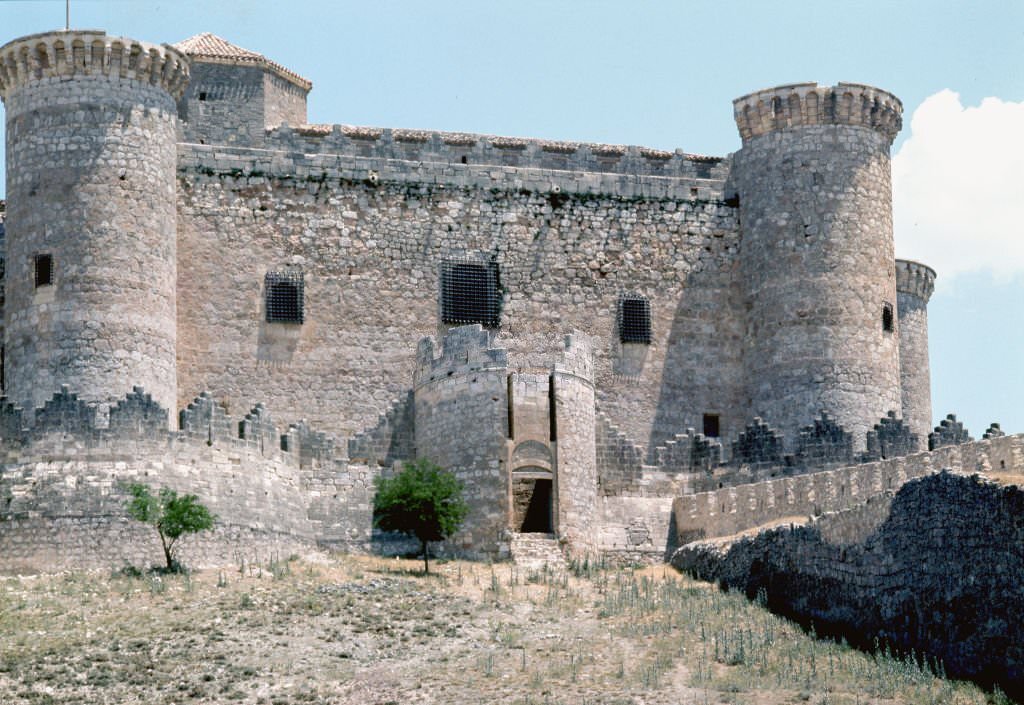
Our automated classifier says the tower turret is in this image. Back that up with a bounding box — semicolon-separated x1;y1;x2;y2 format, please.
0;30;189;418
895;259;936;442
731;82;904;450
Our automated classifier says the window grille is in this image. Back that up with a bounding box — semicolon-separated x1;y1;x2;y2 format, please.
440;259;501;328
265;270;304;323
618;294;651;344
882;302;894;333
34;254;52;288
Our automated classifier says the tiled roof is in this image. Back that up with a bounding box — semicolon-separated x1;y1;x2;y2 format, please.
173;33;311;91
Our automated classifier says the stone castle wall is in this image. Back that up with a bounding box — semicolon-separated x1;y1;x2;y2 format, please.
672;432;1023;543
0;384;405;574
674;472;1024;699
0;393;318;572
174;139;744;452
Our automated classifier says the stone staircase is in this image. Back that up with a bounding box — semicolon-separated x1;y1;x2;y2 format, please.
510;532;568;573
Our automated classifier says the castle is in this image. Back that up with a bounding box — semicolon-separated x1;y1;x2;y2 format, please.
0;28;992;573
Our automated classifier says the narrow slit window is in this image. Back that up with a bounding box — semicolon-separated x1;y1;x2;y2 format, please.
703;413;720;438
440;259;501;328
882;302;894;333
265;270;304;323
34;254;52;288
618;294;651;344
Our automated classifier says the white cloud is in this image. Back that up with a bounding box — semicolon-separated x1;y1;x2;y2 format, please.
892;90;1024;281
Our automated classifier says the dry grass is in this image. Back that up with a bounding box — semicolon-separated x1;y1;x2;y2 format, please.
0;552;1007;704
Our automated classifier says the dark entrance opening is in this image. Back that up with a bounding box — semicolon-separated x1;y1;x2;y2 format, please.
513;476;553;533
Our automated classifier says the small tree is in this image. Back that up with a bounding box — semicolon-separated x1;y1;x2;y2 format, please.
373;458;469;574
125;484;215;571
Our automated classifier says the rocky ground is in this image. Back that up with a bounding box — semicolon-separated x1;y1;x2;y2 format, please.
0;552;1007;704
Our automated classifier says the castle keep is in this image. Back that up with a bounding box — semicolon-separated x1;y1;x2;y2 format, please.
0;29;972;571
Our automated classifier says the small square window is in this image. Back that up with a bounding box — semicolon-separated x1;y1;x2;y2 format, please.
882;302;894;333
618;294;651;344
198;91;208;101
34;254;53;288
703;413;720;438
265;270;304;323
440;259;501;328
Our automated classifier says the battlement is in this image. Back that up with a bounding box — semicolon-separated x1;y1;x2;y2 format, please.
414;325;509;388
895;258;937;302
733;81;902;144
553;333;595;382
0;30;190;101
673;430;1024;545
260;123;731;185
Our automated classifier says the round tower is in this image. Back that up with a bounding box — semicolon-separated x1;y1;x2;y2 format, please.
731;82;904;450
895;259;936;442
0;31;189;418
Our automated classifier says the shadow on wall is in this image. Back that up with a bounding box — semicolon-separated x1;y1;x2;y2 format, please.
662;510;679;561
256;318;302;362
647;238;742;457
675;472;1024;700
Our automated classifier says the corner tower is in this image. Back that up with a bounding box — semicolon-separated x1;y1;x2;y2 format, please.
895;259;936;442
731;82;904;449
0;30;189;417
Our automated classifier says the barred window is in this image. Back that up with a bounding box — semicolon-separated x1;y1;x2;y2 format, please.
265;270;304;323
440;259;501;328
618;294;651;344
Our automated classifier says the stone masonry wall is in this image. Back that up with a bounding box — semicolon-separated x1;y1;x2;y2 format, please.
0;385;390;573
0;427;317;573
263;72;307;131
177;62;267;147
673;433;1024;543
597;495;678;563
673;472;1024;699
0;516;312;575
174;138;743;452
1;31;188;418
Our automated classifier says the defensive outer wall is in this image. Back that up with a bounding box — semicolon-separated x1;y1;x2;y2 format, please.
672;467;1024;698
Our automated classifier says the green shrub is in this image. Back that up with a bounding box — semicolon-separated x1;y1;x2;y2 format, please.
124;483;215;571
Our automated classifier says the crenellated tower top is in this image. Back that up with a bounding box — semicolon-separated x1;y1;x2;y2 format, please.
733;81;902;145
0;29;190;101
895;259;937;302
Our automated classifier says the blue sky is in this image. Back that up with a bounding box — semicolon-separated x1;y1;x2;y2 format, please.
1;0;1022;437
